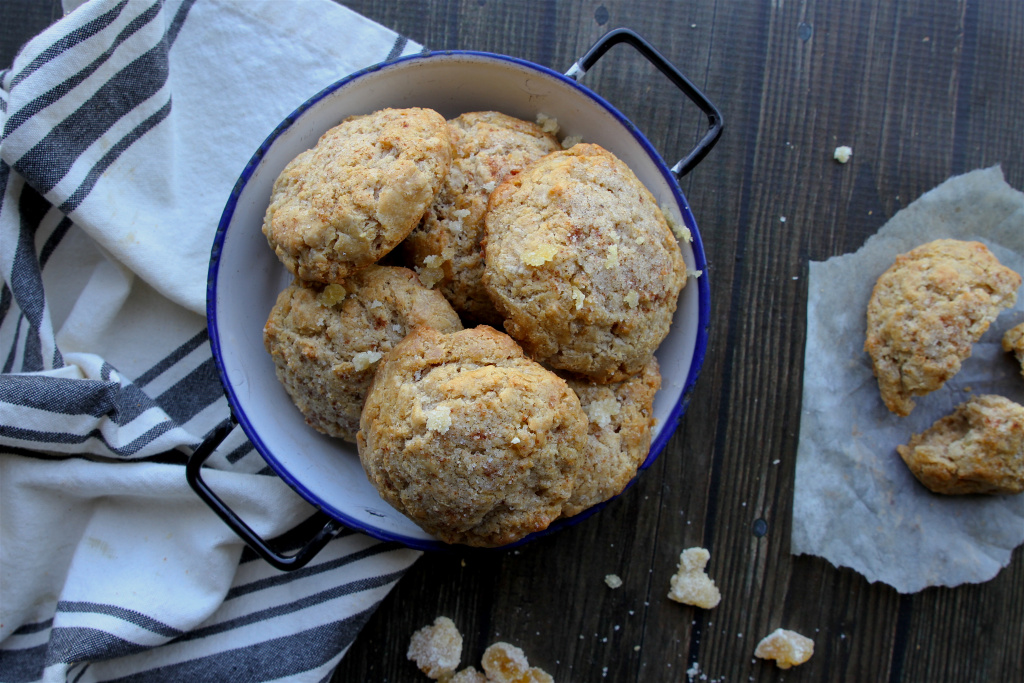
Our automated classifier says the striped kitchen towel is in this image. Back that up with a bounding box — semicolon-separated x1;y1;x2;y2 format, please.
0;1;423;681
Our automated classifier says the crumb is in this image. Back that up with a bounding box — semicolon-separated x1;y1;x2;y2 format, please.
425;405;453;434
584;396;621;427
453;208;471;219
562;134;583;148
833;145;853;163
754;628;814;669
535;113;560;135
688;270;702;279
511;436;521;444
521;243;559;266
605;574;623;588
417;266;445;288
668;547;721;609
318;283;347;306
661;204;692;242
351;350;382;371
407;616;463;679
481;642;553;683
423;255;445;268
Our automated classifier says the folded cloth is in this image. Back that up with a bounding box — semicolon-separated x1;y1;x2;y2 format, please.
0;1;423;681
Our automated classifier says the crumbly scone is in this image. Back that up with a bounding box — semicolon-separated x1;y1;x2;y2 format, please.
754;629;814;669
263;107;451;283
407;616;463;680
559;356;661;517
357;325;587;547
1002;322;1024;378
896;394;1024;494
483;143;687;383
865;239;1021;416
404;111;560;325
263;266;462;442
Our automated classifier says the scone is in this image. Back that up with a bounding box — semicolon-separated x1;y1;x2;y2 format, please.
1002;322;1024;378
358;325;587;546
403;111;560;325
483;143;687;382
865;239;1021;416
263;107;451;283
263;266;462;442
896;394;1024;494
560;356;661;517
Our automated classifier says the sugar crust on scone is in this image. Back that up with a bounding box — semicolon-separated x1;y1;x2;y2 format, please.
865;238;1021;416
403;111;560;325
483;143;687;383
357;325;587;547
263;107;451;283
896;393;1024;495
263;266;462;442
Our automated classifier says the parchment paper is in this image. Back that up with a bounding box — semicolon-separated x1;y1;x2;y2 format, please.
792;166;1024;594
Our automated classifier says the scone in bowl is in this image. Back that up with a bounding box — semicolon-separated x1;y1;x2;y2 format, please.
193;29;720;567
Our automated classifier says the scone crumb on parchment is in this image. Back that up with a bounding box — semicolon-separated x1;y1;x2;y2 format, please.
604;573;623;588
482;642;553;683
668;547;721;609
754;628;814;669
407;616;463;679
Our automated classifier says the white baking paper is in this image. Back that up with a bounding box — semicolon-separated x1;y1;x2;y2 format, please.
792;166;1024;593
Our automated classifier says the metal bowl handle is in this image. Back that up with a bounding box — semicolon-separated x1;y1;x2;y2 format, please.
186;419;343;571
565;27;724;178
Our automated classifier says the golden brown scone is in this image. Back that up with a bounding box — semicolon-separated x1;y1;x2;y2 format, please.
263;108;451;283
865;239;1021;416
896;394;1024;494
483;143;687;383
559;356;661;517
263;267;462;442
403;112;560;325
1002;322;1024;378
357;326;587;546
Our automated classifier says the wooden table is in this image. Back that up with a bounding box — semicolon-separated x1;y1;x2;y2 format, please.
4;2;1022;681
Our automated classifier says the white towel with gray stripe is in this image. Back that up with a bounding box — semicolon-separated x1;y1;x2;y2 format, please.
0;1;422;681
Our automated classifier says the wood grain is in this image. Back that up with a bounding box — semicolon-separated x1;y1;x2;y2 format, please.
332;1;1024;681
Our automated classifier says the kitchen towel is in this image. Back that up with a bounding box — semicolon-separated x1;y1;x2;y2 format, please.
0;1;423;681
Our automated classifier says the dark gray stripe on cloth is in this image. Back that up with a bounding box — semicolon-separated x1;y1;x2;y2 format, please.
0;643;47;683
57;600;183;638
7;0;130;91
44;626;152;666
8;178;55;372
11;619;53;636
104;607;382;683
3;1;162;139
11;0;197;195
0;374;157;424
0;418;176;458
59;99;173;214
132;328;207;387
385;35;408;61
154;356;224;426
229;541;399;600
38;217;74;268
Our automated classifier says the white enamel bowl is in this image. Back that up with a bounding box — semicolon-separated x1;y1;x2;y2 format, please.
206;48;712;552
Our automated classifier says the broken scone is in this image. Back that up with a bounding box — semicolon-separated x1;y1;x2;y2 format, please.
754;628;814;669
667;547;721;609
865;238;1021;416
1002;322;1024;378
407;616;463;680
896;394;1024;495
481;642;553;683
358;325;587;546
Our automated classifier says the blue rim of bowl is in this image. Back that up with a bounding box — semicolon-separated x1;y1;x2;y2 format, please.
207;49;711;552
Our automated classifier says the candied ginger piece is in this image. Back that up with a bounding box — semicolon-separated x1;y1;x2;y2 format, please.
754;628;814;669
318;283;347;306
667;547;721;609
351;350;382;371
451;667;487;683
521;243;559;266
481;642;553;683
407;616;463;679
425;405;453;434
